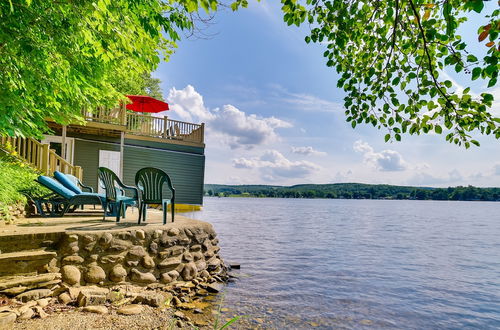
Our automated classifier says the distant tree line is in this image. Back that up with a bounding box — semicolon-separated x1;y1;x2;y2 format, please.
204;183;500;202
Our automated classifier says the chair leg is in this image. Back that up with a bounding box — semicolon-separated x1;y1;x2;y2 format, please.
171;201;175;223
162;201;167;225
143;204;147;222
116;201;123;222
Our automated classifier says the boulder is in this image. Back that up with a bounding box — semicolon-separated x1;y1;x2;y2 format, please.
157;256;182;272
82;306;108;314
84;265;106;284
62;256;84;265
100;254;125;264
16;289;52;302
167;228;180;237
61;265;81;285
34;306;48;319
99;233;113;246
109;265;127;283
0;312;16;327
117;304;143;315
181;262;197;281
141;255;155;269
206;283;224;293
58;292;72;305
135;230;146;240
128;246;147;259
130;269;156;284
18;308;34;320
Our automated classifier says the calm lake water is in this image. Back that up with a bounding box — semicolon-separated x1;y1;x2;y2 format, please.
189;197;500;329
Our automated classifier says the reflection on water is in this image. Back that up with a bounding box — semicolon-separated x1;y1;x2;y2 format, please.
190;198;500;329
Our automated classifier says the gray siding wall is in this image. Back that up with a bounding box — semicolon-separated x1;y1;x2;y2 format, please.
73;139;205;205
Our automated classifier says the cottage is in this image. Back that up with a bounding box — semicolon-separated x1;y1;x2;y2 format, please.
2;104;206;206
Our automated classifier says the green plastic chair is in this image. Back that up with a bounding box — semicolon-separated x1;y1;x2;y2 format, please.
98;167;139;222
135;167;175;224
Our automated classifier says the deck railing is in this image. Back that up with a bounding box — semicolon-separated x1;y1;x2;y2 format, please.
80;106;204;144
0;136;83;180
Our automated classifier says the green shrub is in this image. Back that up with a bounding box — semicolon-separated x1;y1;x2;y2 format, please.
0;152;48;221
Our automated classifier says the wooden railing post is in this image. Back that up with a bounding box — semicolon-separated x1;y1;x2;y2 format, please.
41;143;49;174
120;104;127;126
163;116;168;138
74;166;83;181
201;123;205;144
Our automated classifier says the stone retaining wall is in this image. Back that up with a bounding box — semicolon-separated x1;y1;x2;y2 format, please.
54;225;224;287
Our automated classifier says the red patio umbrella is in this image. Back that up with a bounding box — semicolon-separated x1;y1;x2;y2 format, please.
126;95;169;113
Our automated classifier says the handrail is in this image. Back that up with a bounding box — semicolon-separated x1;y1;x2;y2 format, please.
0;136;83;180
80;106;204;144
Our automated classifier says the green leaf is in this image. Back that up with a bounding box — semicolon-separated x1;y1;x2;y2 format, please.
470;140;480;147
435;125;442;134
395;134;401;141
471;67;481;81
384;134;390;142
444;80;452;88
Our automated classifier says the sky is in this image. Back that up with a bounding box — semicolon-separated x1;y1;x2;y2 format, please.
154;1;500;187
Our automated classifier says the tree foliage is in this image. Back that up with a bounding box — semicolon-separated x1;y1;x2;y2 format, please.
0;0;216;137
233;0;500;147
205;183;500;201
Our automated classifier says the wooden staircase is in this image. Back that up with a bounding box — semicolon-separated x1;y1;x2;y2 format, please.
0;136;82;180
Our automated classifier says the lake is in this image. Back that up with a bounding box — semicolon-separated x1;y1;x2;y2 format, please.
188;197;500;329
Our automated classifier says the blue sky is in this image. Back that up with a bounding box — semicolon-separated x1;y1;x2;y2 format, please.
155;2;500;187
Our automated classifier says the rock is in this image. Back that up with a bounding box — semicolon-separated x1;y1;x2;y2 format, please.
206;283;224;293
141;255;155;269
84;265;106;284
229;263;241;269
159;273;173;284
149;242;158;255
193;308;203;314
36;298;49;308
167;228;180;236
34;306;48;319
153;230;162;238
175;320;184;328
108;239;132;253
0;273;61;291
18;301;37;314
199;270;210;279
192;252;203;261
174;310;186;319
18;308;35;320
68;287;81;300
127;246;146;259
183;252;194;262
77;292;106;307
67;234;79;243
100;254;125;264
167;270;180;282
61;265;81;285
99;233;113;246
172;296;181;306
195;261;207;272
1;286;27;296
82;306;108;314
133;293;166;307
181;262;197;281
109;265;127;283
117;304;143;315
135;230;146;240
77;287;109;307
58;292;72;305
16;289;52;302
130;269;156;284
157;256;182;271
190;245;202;252
0;312;16;327
126;261;139;267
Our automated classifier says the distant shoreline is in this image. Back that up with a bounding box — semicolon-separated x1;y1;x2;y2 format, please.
204;183;500;202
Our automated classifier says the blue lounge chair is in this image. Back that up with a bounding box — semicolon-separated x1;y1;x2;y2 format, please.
33;176;105;217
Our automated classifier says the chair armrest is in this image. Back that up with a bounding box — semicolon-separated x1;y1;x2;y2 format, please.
80;185;94;193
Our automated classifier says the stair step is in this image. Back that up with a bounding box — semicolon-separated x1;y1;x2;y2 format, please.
0;250;57;277
0;272;61;291
0;232;62;254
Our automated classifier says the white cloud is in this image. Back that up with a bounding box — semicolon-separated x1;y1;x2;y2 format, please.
407;169;464;186
291;146;327;156
353;140;408;171
165;85;292;149
269;84;343;113
232;150;320;179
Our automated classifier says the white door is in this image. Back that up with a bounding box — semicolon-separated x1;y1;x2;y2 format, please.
98;150;121;193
